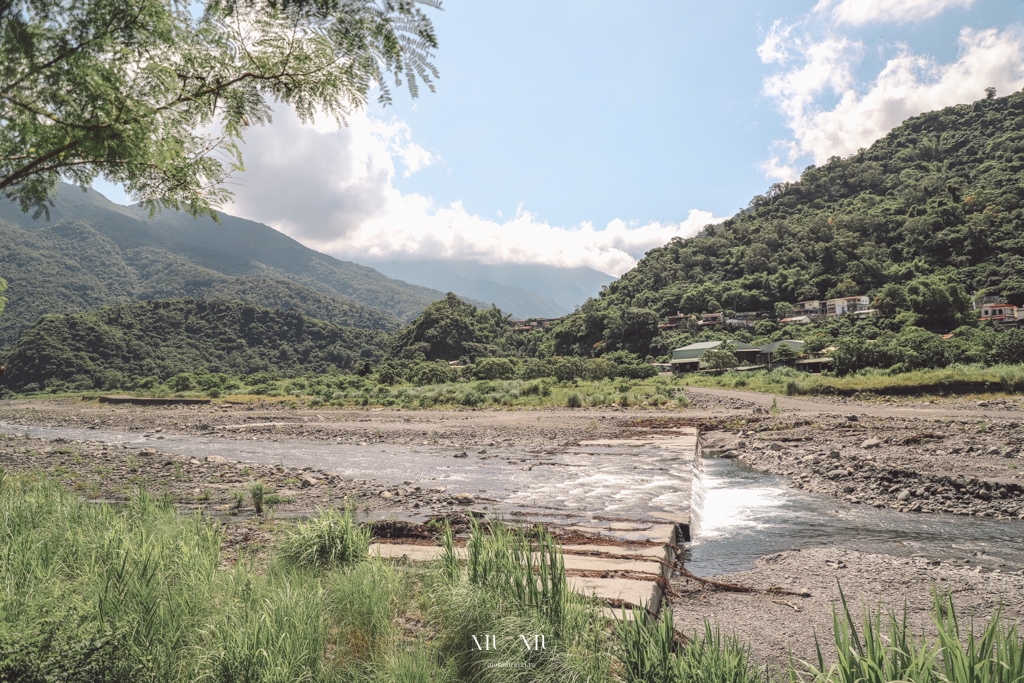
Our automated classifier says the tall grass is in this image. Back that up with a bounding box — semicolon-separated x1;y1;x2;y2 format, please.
278;507;370;571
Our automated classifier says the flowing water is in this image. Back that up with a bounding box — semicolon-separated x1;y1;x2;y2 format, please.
5;421;1021;577
685;456;1024;576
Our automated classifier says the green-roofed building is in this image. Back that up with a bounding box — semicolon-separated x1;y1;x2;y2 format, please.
670;340;761;372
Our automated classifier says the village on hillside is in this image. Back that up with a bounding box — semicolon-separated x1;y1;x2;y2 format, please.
512;293;1024;375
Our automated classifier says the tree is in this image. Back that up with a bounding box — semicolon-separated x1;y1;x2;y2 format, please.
773;301;793;320
0;277;6;319
770;343;799;367
1;0;439;217
701;343;738;371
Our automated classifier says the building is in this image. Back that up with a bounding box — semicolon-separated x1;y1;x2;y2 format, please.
670;340;761;372
513;317;560;332
826;295;871;317
779;315;812;325
726;311;763;328
659;313;690;330
792;300;827;321
698;312;724;327
760;340;805;366
980;303;1020;324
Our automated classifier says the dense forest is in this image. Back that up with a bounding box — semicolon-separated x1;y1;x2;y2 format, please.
1;299;387;393
0;184;443;345
551;90;1024;358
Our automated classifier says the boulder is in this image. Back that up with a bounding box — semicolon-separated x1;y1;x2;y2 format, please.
299;475;318;488
138;448;158;457
453;451;469;458
455;493;475;504
845;414;859;422
860;438;881;449
768;443;785;452
205;455;228;464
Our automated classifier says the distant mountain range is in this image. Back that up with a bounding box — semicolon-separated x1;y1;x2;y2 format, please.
368;259;615;319
0;184;446;347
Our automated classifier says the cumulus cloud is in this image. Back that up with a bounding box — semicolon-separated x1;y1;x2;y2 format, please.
757;22;1024;173
815;0;978;27
225;107;722;277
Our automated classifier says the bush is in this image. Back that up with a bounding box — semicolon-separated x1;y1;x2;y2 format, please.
552;357;584;382
459;391;484;407
582;358;618;381
411;361;456;386
278;508;370;571
471;357;515;380
169;373;195;392
566;392;583;408
517;358;552;380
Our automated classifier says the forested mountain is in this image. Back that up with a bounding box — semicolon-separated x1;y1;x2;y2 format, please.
1;299;388;393
552;90;1024;356
0;184;442;345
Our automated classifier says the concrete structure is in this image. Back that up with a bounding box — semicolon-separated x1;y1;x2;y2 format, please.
698;312;724;327
370;428;699;617
980;303;1020;324
779;315;812;325
826;295;871;317
792;299;827;321
670;340;760;371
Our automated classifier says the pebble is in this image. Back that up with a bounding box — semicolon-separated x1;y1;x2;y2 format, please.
861;438;881;449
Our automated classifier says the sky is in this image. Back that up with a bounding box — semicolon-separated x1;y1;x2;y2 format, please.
94;0;1024;277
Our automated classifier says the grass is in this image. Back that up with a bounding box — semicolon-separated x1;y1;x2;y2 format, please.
1;471;1021;682
678;364;1024;399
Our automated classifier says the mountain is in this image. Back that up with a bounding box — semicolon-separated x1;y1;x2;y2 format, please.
0;184;447;346
1;298;388;393
550;90;1024;357
368;259;615;318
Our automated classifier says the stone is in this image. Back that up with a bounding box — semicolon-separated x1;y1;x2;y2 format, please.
845;414;859;422
455;493;475;504
432;486;446;493
769;443;784;452
860;438;881;449
453;451;469;458
897;490;911;501
721;450;740;459
985;446;1001;456
205;455;227;464
827;469;847;479
380;491;394;499
138;448;157;457
299;475;318;488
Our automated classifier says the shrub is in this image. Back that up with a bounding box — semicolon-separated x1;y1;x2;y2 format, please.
169;373;195;392
278;508;370;571
552;357;584;382
459;391;484;407
249;481;266;515
582;358;618;381
471;357;515;380
517;358;552;380
566;393;583;408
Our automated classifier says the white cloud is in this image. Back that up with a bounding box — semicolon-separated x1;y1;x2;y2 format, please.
225;107;722;277
758;24;1024;173
815;0;978;27
757;20;795;64
760;157;800;183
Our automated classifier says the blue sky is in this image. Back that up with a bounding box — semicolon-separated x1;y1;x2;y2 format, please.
96;0;1024;275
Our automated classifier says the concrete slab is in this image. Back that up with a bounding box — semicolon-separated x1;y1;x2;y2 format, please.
569;577;660;611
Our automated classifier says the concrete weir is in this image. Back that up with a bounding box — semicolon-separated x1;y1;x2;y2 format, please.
373;427;699;616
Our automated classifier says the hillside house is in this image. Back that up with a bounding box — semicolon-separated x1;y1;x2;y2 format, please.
980;303;1022;324
670;340;760;372
792;300;827;321
698;312;724;327
659;313;690;330
726;311;762;328
779;315;812;325
826;295;870;317
513;317;560;332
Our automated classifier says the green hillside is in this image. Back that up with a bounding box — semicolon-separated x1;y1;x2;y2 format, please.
552;90;1024;357
0;184;442;345
1;299;388;393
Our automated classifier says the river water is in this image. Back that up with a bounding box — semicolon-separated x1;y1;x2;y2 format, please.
685;457;1024;576
4;421;1021;576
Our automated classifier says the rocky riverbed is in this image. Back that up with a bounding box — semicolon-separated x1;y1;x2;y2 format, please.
701;414;1024;519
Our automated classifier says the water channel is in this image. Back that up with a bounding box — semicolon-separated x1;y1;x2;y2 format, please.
4;421;1022;576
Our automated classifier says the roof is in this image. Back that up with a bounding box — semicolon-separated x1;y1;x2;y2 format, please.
761;339;805;353
671;340;759;361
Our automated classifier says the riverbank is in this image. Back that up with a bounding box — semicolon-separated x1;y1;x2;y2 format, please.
669;545;1024;668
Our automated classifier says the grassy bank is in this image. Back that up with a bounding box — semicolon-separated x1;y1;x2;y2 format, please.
2;472;1023;682
678;364;1024;399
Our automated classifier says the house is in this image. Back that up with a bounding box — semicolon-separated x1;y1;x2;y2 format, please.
659;312;690;330
980;303;1019;323
779;315;812;325
513;317;560;332
760;340;805;366
726;311;762;328
698;312;724;327
792;300;827;321
793;357;833;373
826;295;870;317
670;340;761;372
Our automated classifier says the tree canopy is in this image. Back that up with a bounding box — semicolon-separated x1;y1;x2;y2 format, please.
552;89;1024;357
387;292;512;361
1;0;439;217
